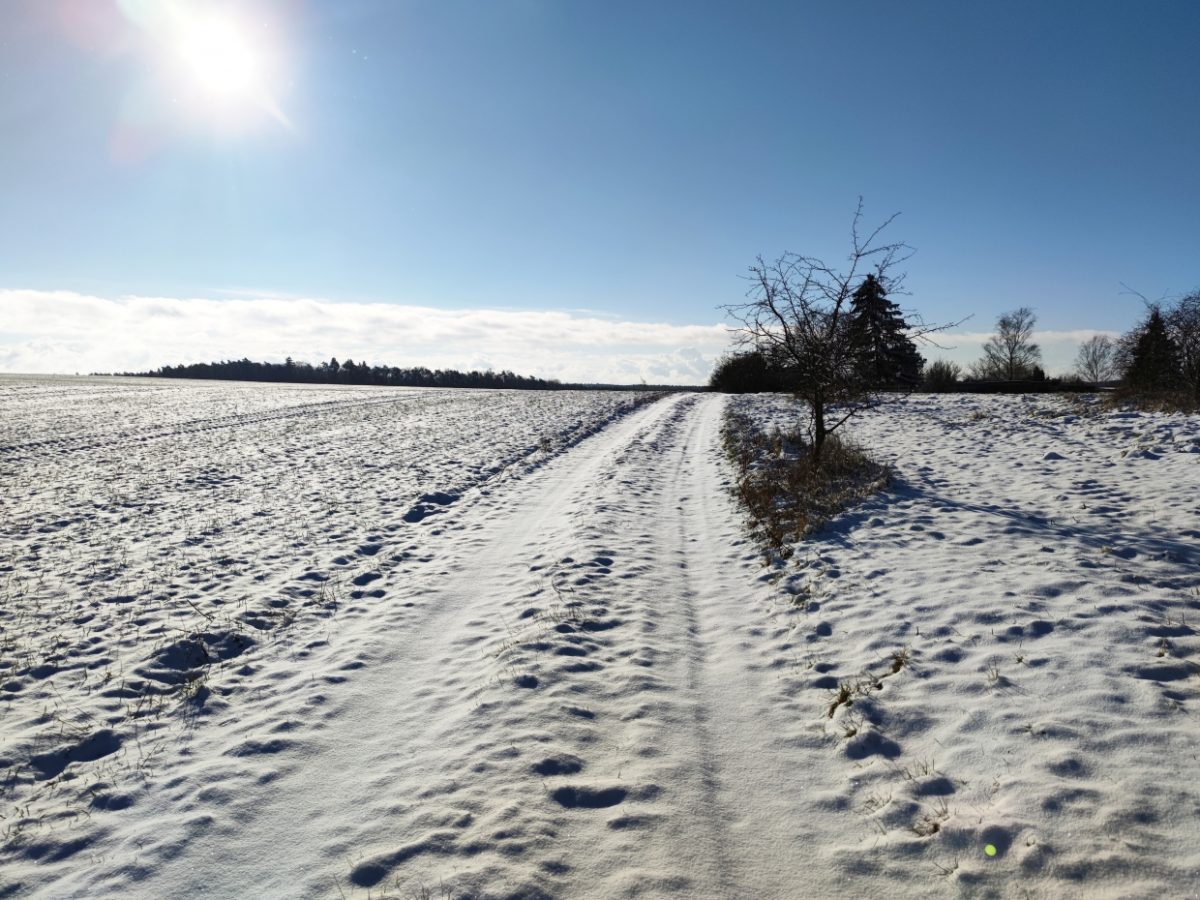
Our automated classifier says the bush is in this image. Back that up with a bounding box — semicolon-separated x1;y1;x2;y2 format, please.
721;407;889;556
708;350;788;393
1107;390;1197;414
1113;301;1199;411
922;359;962;392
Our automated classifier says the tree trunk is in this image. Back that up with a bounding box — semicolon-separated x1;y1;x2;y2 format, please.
812;401;826;463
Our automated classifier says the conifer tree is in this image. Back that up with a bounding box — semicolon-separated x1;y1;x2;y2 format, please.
846;273;924;388
1121;306;1181;392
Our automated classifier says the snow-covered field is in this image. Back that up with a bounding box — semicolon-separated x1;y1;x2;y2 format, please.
2;377;1199;898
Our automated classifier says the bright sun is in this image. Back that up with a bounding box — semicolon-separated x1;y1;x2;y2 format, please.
143;4;290;130
178;16;261;100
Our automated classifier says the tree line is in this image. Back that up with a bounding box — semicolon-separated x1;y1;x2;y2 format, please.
127;358;687;391
915;296;1199;404
714;293;1200;408
710;201;1198;459
712;217;1198;412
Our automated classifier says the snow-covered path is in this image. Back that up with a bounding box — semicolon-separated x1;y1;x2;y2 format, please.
42;392;836;899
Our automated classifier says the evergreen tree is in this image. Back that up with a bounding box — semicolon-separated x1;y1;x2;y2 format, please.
846;274;923;388
1121;306;1181;392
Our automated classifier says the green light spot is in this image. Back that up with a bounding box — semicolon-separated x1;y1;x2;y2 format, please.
984;843;998;857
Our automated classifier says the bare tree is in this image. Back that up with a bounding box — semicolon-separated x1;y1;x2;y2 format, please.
976;307;1042;380
1166;291;1200;403
1074;334;1116;385
724;201;952;461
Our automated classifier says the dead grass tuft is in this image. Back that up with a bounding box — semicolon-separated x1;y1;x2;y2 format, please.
722;408;889;555
1105;389;1199;415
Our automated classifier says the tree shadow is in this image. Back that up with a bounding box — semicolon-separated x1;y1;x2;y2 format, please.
815;472;1200;580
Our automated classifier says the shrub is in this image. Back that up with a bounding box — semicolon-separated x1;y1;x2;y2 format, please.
708;350;788;393
722;407;889;555
923;359;962;392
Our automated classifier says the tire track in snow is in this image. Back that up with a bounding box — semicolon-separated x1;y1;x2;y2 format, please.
657;395;845;899
337;392;838;899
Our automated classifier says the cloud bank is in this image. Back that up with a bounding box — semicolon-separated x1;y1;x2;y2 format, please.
0;289;1124;383
0;290;734;385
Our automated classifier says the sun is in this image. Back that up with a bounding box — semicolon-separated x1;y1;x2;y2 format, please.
128;3;291;130
177;16;261;100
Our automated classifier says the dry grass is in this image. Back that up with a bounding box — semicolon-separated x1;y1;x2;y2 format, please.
1106;389;1199;415
721;408;890;556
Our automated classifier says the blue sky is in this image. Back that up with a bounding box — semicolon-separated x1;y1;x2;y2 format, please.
2;1;1198;381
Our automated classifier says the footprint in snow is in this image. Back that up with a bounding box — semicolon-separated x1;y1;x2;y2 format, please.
551;785;627;809
532;755;584;776
30;729;122;780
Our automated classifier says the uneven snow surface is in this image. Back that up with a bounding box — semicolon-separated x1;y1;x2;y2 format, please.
2;378;1199;899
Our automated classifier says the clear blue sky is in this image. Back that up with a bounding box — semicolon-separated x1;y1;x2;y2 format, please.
1;1;1198;378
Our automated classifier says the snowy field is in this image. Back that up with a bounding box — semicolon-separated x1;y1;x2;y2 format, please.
2;376;1199;898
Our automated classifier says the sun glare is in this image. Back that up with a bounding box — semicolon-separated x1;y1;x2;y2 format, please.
178;17;260;100
122;1;292;131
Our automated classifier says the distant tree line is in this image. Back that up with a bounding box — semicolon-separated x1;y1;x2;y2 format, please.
945;296;1200;405
126;357;692;391
714;286;1200;411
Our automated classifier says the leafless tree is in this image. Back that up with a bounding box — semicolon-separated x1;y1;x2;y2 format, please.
1074;334;1116;385
724;200;954;461
975;307;1042;380
1166;291;1200;402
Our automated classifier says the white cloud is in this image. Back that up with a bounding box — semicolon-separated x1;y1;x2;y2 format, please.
0;290;735;385
0;289;1129;383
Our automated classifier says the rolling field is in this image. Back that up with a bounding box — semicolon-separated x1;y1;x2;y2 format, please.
2;376;1199;898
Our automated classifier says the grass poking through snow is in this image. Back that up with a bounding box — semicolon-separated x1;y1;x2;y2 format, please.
721;402;890;556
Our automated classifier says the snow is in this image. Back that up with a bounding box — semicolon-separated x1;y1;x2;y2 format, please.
2;377;1199;898
730;391;1200;894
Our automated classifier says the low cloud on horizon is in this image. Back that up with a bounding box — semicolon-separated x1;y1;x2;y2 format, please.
0;289;734;385
1;289;1120;384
